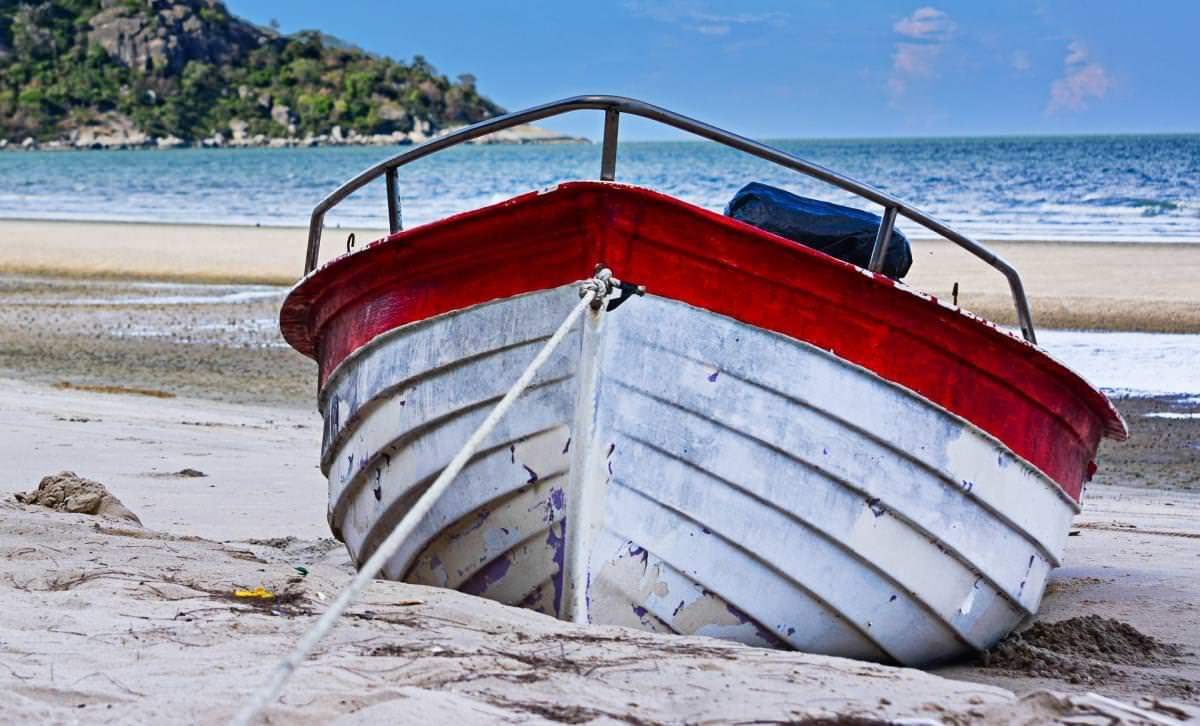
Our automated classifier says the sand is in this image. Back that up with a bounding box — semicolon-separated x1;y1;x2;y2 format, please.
0;219;381;285
2;378;1198;723
3;219;1199;332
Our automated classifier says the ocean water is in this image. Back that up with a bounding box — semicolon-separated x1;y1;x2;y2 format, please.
1;134;1198;242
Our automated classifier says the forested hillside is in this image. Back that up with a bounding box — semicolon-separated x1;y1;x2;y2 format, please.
0;0;504;147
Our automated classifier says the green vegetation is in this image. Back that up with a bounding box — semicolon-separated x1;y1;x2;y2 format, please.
0;0;503;142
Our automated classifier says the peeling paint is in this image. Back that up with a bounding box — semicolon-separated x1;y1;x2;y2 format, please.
547;520;566;618
460;553;512;596
865;497;887;518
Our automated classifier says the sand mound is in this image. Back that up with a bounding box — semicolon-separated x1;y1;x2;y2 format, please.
981;615;1184;685
14;470;142;525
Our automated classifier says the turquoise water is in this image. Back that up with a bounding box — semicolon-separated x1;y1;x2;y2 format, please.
2;134;1198;242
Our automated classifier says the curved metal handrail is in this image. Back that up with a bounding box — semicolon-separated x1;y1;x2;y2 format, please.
304;94;1037;343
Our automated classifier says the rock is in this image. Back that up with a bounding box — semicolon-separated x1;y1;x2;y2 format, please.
72;112;150;149
157;135;187;149
21;137;35;149
468;123;588;145
237;84;251;99
0;139;8;149
376;101;411;133
267;137;290;148
87;0;262;75
270;104;295;127
228;118;249;142
15;471;142;526
330;125;344;143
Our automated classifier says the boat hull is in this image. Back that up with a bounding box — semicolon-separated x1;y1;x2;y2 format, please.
320;286;1076;665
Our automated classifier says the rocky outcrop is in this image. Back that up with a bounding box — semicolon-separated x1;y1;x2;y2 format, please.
6;121;588;151
466;124;588;145
86;0;263;75
2;1;505;146
70;112;152;149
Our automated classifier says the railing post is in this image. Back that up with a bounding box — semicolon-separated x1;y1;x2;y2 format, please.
868;206;898;273
600;109;619;181
305;214;323;275
385;167;402;234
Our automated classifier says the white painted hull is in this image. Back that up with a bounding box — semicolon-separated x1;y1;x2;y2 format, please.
319;286;1076;665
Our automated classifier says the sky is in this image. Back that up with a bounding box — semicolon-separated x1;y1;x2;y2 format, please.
227;1;1200;141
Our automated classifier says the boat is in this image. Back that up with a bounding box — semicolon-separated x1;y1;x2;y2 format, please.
279;96;1127;666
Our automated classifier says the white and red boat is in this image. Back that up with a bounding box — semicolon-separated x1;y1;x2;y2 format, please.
280;96;1126;665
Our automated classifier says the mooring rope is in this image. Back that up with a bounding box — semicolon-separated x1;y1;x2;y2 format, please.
231;274;612;726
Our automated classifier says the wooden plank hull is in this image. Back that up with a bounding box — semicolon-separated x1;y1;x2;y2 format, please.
285;182;1125;665
320;287;1077;665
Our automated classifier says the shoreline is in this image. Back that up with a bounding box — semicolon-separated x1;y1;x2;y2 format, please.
3;218;1199;333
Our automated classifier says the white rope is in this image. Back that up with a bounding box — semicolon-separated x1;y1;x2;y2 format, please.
231;281;604;726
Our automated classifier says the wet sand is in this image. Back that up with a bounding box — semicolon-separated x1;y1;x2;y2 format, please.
1;270;1198;721
3;218;1200;331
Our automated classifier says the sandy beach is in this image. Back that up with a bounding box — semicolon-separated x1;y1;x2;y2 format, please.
3;218;1200;332
1;218;1199;723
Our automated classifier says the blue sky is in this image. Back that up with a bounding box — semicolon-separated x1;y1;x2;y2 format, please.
227;1;1199;140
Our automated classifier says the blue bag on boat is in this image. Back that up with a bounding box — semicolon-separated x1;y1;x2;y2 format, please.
725;182;912;279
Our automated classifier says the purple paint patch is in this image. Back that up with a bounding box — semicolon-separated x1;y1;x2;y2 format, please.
449;508;492;542
523;464;539;483
866;497;887;518
724;600;788;649
546;520;566;618
460;554;512;597
562;437;571;454
517;584;544;610
549;487;565;511
707;370;719;382
632;605;649;619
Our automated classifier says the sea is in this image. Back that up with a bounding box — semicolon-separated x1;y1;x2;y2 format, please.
1;133;1199;242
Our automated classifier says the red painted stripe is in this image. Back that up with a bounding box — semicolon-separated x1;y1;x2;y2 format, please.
281;182;1126;501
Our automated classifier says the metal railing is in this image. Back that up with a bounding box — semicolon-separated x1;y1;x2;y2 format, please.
304;95;1037;343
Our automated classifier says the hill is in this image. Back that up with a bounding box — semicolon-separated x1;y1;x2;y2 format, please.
0;0;510;148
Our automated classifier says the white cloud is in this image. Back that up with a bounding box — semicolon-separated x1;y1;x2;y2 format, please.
1047;42;1109;113
1064;40;1088;66
888;7;955;98
625;1;784;35
1011;48;1031;72
894;42;940;76
893;6;956;41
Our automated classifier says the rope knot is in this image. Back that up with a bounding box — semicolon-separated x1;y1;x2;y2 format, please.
579;265;615;309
